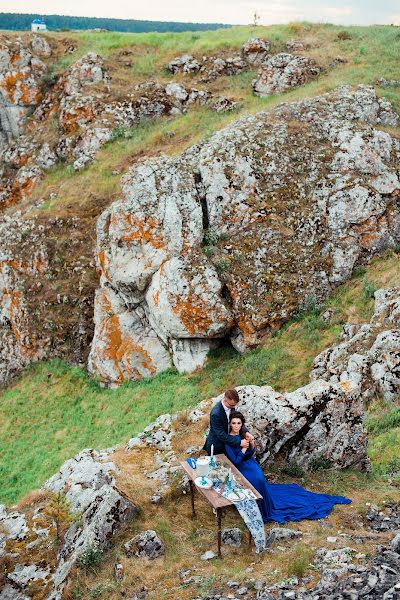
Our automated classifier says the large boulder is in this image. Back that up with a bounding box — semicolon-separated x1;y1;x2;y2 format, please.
44;449;137;595
89;85;400;385
231;379;370;470
311;287;400;401
252;52;321;96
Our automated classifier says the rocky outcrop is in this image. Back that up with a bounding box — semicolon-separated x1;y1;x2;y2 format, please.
220;379;370;470
285;39;312;52
167;37;270;82
1;449;137;599
241;38;271;65
89;85;400;384
252;52;321;96
0;84;399;387
0;43;214;208
0;212;94;386
0;36;49;152
311;287;400;402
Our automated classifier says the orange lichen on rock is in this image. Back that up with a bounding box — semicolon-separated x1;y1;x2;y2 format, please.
6;173;40;208
1;70;42;105
172;294;213;336
111;213;167;250
97;249;111;280
59;103;97;134
94;289;157;383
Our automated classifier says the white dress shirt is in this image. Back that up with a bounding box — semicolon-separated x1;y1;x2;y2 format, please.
222;403;231;431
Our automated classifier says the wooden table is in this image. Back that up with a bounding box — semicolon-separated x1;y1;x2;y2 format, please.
180;454;263;557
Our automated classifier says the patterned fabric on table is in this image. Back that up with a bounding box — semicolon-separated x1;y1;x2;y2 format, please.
221;488;266;553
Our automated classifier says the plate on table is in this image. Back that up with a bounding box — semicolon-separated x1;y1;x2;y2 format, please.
226;489;247;502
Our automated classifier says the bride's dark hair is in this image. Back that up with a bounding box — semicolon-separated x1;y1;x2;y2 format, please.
229;411;246;437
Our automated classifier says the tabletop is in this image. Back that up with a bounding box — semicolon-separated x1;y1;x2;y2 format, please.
180;453;263;510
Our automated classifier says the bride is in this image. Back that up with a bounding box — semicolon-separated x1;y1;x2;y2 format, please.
225;411;351;524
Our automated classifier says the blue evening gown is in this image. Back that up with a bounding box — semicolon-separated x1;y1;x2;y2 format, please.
225;437;351;524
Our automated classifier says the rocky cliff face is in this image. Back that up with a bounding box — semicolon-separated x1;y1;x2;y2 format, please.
88;85;400;384
0;36;399;388
311;287;400;402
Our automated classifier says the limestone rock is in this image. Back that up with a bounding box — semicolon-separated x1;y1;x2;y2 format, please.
89;85;400;384
8;563;50;589
264;528;303;547
253;53;321;96
228;379;370;470
311;287;400;402
209;96;239;112
42;448;137;595
200;55;247;82
390;533;400;553
167;54;201;74
124;530;165;559
0;585;31;600
36;142;57;169
165;82;189;103
31;35;52;58
201;550;217;560
241;38;270;64
62;52;109;96
88;286;171;384
0;505;29;540
145;253;233;342
96;155;203;298
0;38;45;147
285;39;312;52
44;448;118;513
222;528;242;546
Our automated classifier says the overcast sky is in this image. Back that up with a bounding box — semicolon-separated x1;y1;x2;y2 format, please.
1;0;399;26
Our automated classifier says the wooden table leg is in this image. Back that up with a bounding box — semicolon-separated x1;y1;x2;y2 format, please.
189;479;196;518
248;530;252;548
217;508;223;558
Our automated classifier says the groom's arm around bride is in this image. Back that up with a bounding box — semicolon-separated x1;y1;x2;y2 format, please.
203;389;253;456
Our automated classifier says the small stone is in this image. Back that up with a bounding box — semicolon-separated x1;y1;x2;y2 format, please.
124;530;164;560
201;550;217;560
178;569;191;579
114;562;124;581
265;528;302;547
327;537;338;543
222;528;242;547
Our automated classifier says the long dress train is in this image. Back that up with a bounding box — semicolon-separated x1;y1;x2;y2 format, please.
225;437;351;524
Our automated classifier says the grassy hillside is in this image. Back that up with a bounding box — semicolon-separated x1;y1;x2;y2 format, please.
1;251;398;505
27;22;400;220
1;23;399;506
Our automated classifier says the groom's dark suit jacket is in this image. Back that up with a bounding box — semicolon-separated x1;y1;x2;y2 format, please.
203;400;246;455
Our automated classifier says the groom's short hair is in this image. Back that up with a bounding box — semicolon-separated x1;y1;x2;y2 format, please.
224;389;239;403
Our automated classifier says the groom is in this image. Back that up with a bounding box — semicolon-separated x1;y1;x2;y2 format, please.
203;388;254;455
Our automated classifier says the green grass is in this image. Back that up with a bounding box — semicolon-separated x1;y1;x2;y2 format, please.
1;251;398;505
367;407;400;434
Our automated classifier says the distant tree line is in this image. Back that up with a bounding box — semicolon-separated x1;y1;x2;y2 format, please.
0;13;232;33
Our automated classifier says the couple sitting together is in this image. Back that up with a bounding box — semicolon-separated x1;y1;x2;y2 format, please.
204;389;351;524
